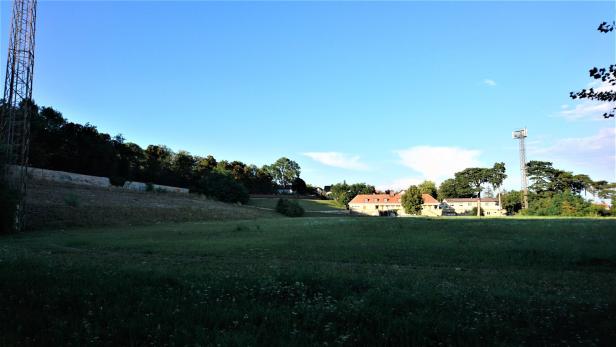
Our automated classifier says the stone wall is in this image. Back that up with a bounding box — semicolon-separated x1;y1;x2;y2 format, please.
8;165;110;188
7;165;188;194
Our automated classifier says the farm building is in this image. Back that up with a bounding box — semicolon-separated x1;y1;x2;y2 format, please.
348;193;452;216
441;198;506;216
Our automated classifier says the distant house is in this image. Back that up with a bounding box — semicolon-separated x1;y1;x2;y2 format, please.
441;198;506;216
348;193;451;216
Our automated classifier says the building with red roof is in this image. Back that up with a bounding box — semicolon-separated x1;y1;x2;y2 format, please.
348;193;450;216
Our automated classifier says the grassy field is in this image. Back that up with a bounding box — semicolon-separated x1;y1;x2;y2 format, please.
248;198;347;216
1;218;615;345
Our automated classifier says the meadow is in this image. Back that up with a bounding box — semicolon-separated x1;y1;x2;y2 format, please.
1;217;615;345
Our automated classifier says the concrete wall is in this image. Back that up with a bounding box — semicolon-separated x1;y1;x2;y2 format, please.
8;165;110;188
7;165;189;194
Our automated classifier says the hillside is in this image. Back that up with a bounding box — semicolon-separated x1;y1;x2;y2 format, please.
25;180;279;230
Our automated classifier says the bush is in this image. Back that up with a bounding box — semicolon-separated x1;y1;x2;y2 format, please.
0;179;18;233
109;176;126;187
525;191;593;216
195;172;249;204
276;198;305;217
470;207;485;216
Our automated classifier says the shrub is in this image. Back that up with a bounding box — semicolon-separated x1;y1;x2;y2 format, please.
470;207;485;216
145;182;154;192
109;176;126;187
195;172;249;204
276;198;305;217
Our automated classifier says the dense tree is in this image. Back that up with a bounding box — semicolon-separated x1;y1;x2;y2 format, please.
194;171;249;204
455;167;492;216
418;180;438;198
526;161;597;197
570;21;616;119
488;162;507;206
523;191;593;217
401;185;423;215
22;101;298;201
267;157;301;188
292;177;308;195
330;182;375;207
501;190;523;215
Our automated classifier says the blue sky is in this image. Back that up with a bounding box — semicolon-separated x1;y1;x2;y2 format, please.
1;0;614;191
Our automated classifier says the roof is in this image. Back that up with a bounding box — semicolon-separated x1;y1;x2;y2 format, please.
422;194;439;204
349;193;440;205
443;197;498;202
349;194;401;204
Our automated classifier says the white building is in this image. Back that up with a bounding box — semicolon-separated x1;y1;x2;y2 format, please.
441;198;506;216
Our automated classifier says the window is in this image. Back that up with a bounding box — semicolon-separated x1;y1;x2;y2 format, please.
384;198;388;202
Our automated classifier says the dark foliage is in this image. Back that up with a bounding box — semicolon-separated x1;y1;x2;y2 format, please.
22;102;299;198
570;22;615;118
275;198;305;217
195;172;249;204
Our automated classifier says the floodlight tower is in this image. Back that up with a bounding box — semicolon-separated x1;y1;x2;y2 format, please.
512;128;529;209
1;0;38;231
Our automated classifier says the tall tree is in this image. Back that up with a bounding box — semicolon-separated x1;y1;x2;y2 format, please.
401;185;423;215
267;157;301;188
455;167;491;216
488;162;507;206
418;180;438;198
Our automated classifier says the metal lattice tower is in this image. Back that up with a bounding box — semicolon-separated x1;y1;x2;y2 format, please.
512;128;529;209
1;0;37;231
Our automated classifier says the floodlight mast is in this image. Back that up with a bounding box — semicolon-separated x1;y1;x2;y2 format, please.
0;0;38;232
512;128;528;209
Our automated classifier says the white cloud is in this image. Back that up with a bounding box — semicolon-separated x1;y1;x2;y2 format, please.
303;152;369;170
395;146;482;181
529;127;615;179
558;102;613;121
558;81;615;121
483;79;497;87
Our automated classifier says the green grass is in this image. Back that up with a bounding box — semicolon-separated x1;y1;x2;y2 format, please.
1;218;615;345
248;198;344;211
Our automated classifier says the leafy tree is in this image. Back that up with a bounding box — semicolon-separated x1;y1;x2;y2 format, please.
418;180;437;198
523;191;592;216
570;21;615;119
292;177;308;195
501;190;523;215
401;185;423;215
144;145;173;183
455;167;492;216
330;182;375;207
195;171;249;204
437;179;457;200
171;150;196;187
488;162;507;206
267;157;301;188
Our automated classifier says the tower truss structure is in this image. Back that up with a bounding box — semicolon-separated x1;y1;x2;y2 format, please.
1;0;38;231
512;128;529;209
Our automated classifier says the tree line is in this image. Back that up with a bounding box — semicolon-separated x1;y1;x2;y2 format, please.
327;161;614;217
10;102;309;203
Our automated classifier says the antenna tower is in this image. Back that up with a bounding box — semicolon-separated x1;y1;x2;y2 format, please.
1;0;38;231
512;128;528;209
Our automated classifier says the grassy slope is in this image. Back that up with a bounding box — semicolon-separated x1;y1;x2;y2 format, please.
26;181;280;230
248;198;347;217
1;218;615;345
